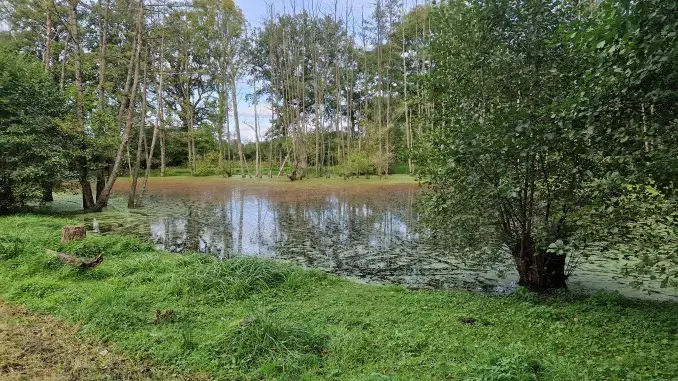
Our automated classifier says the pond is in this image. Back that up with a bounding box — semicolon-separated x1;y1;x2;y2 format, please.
55;177;677;301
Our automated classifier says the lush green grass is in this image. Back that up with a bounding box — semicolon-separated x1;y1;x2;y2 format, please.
0;215;676;380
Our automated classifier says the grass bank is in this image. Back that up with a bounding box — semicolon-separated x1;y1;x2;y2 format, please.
117;172;419;188
0;215;676;380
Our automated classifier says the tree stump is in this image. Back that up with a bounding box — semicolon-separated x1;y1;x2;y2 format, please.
288;170;298;181
61;225;86;243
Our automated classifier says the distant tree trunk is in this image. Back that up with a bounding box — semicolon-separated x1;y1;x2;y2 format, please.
224;82;232;175
268;137;274;178
231;75;246;178
69;0;95;210
41;2;54;206
376;0;384;178
253;79;261;179
97;0;109;109
217;84;225;169
59;49;66;92
402;3;413;175
190;106;197;174
96;169;106;205
144;36;164;190
129;55;148;208
41;185;54;202
313;41;321;178
160;128;166;177
91;0;144;212
140;119;159;203
43;3;52;72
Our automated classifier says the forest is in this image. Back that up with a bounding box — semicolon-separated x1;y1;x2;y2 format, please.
0;0;677;379
1;0;432;210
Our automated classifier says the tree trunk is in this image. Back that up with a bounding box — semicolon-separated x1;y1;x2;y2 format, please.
253;78;261;178
160;129;166;177
95;168;106;205
512;235;567;290
69;0;95;210
61;225;86;243
129;56;148;208
41;185;54;202
97;0;109;109
217;85;225;169
230;75;246;178
43;3;52;72
47;249;103;269
91;0;144;212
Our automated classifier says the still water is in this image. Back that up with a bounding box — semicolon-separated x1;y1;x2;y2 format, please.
68;178;676;301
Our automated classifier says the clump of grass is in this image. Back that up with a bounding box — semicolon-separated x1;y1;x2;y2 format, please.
0;236;25;260
210;314;328;375
181;257;295;301
60;235;154;258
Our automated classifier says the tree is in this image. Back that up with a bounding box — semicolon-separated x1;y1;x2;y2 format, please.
0;46;68;212
91;0;144;211
420;0;585;289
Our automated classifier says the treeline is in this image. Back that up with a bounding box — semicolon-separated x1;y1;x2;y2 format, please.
0;0;433;212
421;0;678;289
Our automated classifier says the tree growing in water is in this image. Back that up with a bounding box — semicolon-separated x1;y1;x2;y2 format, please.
419;0;588;289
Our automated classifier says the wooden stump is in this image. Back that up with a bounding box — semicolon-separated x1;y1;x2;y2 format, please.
61;226;86;243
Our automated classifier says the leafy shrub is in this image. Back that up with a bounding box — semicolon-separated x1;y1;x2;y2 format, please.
342;151;375;178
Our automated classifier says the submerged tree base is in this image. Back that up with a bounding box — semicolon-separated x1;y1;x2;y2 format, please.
514;238;568;291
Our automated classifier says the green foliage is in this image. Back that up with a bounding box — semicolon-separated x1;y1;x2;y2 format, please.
569;183;678;289
341;151;375;177
420;0;678;287
0;46;68;212
193;151;221;177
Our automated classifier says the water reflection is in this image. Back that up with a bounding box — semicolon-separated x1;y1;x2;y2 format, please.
79;180;677;301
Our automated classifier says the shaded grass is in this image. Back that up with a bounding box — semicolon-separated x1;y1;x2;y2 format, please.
0;215;677;380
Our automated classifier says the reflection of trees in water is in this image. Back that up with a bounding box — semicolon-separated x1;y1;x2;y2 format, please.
271;190;420;272
150;197;236;256
148;189;420;259
145;188;516;290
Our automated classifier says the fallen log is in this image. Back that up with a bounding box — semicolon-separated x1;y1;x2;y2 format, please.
45;249;104;269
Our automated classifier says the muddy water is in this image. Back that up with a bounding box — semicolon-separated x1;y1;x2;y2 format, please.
71;178;676;301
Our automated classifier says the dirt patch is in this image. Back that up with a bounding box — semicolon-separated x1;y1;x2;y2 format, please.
0;301;208;381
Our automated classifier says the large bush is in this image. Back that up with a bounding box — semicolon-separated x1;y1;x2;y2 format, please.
0;46;68;212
